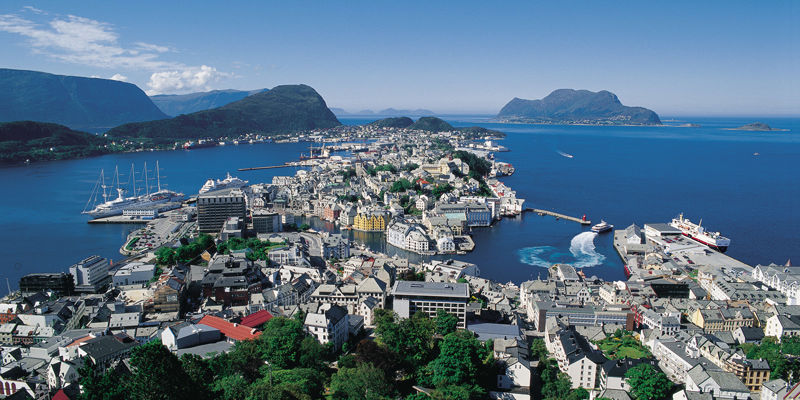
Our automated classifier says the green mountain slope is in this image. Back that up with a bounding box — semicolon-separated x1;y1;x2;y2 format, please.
0;68;168;132
0;121;112;162
368;117;414;128
150;88;268;116
108;84;341;142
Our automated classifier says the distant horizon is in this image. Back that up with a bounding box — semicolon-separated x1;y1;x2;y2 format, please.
0;1;797;115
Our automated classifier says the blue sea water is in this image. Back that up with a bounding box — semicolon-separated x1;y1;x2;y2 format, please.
0;116;797;289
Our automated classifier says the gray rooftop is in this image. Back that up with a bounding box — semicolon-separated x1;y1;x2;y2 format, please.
391;281;469;298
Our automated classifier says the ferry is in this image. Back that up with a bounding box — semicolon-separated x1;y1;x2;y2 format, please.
183;139;217;150
670;213;731;252
591;220;614;233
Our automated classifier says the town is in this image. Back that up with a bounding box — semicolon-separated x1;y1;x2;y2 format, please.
0;123;795;400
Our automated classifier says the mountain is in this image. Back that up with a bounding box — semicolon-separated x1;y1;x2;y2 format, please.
0;68;168;132
0;121;111;162
497;89;661;125
409;117;454;132
375;116;507;137
108;84;341;142
150;88;268;116
330;108;435;116
368;117;414;128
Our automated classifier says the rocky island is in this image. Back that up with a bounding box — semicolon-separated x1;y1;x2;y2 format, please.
730;122;786;131
496;88;661;125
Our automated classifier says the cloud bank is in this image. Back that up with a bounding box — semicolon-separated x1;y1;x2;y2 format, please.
0;10;226;94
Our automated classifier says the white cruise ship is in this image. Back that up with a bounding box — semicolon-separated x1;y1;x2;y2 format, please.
669;213;731;252
199;173;249;194
82;162;185;219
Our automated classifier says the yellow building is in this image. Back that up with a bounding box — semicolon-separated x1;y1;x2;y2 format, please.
353;212;387;232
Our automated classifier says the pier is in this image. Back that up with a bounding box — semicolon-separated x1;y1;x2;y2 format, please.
88;216;150;224
238;164;292;171
525;208;591;225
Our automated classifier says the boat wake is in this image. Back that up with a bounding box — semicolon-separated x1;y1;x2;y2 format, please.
517;232;606;269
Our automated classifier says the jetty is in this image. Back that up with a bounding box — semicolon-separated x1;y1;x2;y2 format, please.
238;164;292;171
525;208;591;225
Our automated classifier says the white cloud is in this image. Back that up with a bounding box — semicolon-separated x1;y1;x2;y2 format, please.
0;11;226;94
22;6;44;14
109;73;128;82
146;65;227;94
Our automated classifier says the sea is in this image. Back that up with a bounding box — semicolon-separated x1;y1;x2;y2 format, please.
0;116;797;290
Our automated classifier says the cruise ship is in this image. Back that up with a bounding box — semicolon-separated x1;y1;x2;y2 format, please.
591;220;613;233
82;163;185;219
670;213;731;252
199;173;249;194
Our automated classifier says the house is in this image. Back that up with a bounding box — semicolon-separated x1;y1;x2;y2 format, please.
76;334;138;370
304;304;348;351
497;356;531;390
546;326;607;389
761;379;788;400
197;315;261;342
240;310;273;329
764;314;800;340
684;364;750;400
600;358;659;392
732;326;765;345
358;297;380;327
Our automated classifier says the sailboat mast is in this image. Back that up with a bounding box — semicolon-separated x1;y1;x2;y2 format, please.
156;160;162;192
100;169;107;201
131;163;137;197
144;161;149;195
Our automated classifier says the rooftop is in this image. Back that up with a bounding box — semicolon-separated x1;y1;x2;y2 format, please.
391;281;469;298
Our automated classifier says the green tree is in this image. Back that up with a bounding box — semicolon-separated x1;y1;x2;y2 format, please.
128;340;197;400
435;309;459;336
530;338;548;360
424;330;490;387
625;364;673;400
154;246;176;265
431;384;484;400
180;354;215;396
330;363;395;400
389;178;413;193
354;338;400;378
77;359;128;400
299;223;311;231
213;374;249;400
375;311;435;373
260;316;306;369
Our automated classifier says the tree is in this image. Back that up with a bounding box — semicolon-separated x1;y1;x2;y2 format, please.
354;339;400;378
625;364;673;400
566;387;590;400
435;309;459;336
330;363;395;400
375;311;435;373
180;354;215;396
299;223;311;231
128;340;198;400
424;330;490;387
530;338;548;360
260;316;306;369
297;335;327;370
155;246;176;265
213;374;249;400
77;359;128;400
389;178;413;193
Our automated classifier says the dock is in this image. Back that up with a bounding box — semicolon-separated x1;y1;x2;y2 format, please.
88;216;150;224
238;164;292;171
525;208;591;225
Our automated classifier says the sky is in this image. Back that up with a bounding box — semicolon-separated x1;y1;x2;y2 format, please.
0;1;798;115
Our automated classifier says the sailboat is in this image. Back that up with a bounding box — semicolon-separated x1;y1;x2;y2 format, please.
82;161;185;219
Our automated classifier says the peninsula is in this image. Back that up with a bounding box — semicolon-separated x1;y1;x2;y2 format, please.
496;88;662;125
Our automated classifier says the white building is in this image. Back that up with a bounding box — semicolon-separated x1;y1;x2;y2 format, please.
304;304;349;350
69;255;111;293
392;281;469;329
112;262;155;287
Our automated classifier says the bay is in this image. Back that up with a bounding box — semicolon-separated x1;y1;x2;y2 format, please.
0;116;797;289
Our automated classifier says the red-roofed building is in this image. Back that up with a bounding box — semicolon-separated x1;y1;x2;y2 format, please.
240;310;273;328
52;389;72;400
198;315;261;342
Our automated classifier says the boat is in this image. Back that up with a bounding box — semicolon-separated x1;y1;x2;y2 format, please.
591;220;614;233
198;172;249;194
557;150;574;159
670;213;731;252
82;162;185;219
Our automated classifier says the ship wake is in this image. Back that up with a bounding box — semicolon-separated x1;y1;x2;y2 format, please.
517;232;606;269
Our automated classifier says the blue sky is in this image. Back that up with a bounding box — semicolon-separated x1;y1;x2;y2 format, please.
0;1;797;115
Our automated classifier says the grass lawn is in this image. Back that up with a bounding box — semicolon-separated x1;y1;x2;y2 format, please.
597;333;652;360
